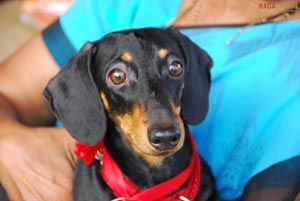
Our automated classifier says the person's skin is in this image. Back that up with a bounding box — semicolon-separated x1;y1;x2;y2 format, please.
0;0;299;200
0;34;76;200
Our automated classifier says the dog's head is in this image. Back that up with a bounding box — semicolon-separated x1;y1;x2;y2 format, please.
44;28;212;165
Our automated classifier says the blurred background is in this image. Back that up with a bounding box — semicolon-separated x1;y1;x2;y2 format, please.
0;0;72;62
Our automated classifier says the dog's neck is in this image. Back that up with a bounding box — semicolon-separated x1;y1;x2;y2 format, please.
104;120;193;189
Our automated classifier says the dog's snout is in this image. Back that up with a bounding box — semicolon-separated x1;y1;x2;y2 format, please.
148;125;181;151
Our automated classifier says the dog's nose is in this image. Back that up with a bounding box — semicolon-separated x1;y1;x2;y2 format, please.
148;125;181;151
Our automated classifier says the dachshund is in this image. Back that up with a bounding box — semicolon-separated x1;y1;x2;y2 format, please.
44;28;219;201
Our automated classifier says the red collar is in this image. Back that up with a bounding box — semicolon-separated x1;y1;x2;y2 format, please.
75;133;201;201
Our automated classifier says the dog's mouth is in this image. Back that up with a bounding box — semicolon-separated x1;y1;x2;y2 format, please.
132;140;183;166
123;124;185;165
139;137;185;166
136;147;175;157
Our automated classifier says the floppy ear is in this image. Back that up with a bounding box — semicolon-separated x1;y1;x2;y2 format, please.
167;28;213;125
44;42;107;145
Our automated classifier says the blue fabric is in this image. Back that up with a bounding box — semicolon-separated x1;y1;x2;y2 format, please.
58;0;181;51
185;21;300;200
42;0;300;200
42;20;76;67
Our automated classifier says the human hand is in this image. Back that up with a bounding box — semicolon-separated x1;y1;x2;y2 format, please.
0;118;76;201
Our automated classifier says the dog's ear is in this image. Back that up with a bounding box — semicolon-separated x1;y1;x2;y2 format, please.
44;42;107;145
167;28;213;125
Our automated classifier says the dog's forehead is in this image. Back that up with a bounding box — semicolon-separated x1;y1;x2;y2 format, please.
93;28;184;77
105;28;181;56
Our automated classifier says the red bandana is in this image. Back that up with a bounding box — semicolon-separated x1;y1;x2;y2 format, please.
75;133;201;201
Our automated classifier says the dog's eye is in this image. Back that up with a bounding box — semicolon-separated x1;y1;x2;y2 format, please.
109;69;127;85
168;61;183;77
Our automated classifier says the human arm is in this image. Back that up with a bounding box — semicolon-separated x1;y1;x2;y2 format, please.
0;33;76;201
0;33;58;125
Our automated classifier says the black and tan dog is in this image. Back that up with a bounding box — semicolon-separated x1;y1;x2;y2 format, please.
44;28;218;201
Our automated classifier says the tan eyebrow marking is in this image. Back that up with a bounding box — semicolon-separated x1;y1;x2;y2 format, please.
120;52;133;62
158;48;168;59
